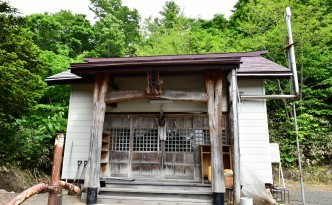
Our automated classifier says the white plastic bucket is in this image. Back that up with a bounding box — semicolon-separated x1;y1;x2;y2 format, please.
240;197;253;205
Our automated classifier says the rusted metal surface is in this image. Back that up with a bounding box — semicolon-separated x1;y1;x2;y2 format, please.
4;180;80;205
48;133;65;205
5;183;48;205
59;181;80;194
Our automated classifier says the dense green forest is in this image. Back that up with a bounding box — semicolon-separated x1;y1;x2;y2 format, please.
0;0;331;171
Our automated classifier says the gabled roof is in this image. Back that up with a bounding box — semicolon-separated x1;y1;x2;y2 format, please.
45;50;292;85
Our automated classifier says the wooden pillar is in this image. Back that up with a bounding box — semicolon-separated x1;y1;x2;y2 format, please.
86;73;110;205
229;69;241;205
205;70;225;205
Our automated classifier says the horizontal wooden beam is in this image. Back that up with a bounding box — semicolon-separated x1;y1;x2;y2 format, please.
105;90;208;103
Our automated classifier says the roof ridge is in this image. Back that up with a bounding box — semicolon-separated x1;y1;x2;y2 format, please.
82;50;268;63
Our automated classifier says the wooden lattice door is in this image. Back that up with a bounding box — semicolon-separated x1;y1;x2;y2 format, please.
105;114;229;180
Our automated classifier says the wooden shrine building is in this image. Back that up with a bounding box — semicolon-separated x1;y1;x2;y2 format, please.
45;50;293;205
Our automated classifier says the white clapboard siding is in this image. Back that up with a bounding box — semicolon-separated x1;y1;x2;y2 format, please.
111;75;228;112
238;80;273;183
62;84;93;180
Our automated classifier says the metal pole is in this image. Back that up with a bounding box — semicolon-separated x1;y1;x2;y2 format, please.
292;102;305;204
230;69;241;205
240;94;296;100
285;7;305;205
285;7;300;95
48;133;65;205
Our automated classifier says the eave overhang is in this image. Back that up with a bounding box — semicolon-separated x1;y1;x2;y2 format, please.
45;50;293;85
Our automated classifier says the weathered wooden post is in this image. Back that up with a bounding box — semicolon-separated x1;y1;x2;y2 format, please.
205;70;225;205
86;74;110;205
229;69;241;205
48;133;65;205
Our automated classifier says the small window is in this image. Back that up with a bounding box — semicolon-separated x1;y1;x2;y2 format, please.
110;128;130;151
165;129;193;152
133;129;159;152
194;129;210;146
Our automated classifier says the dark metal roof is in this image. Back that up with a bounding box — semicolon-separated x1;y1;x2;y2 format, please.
45;70;87;85
81;50;268;63
45;50;292;85
238;57;292;78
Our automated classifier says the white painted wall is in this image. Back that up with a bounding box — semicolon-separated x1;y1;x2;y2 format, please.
62;84;93;180
238;80;273;183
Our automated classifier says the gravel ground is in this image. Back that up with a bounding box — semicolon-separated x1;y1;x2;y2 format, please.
290;185;332;205
1;186;331;205
289;188;332;205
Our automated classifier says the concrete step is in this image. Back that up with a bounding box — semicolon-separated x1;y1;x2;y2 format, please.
100;187;212;200
103;177;203;184
97;195;213;205
99;179;214;204
105;180;211;191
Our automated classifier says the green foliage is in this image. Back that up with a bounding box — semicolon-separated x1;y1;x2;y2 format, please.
236;0;332;167
91;14;126;57
0;1;45;121
0;1;71;170
2;104;67;169
37;50;72;104
89;0;141;56
159;1;181;29
25;11;94;58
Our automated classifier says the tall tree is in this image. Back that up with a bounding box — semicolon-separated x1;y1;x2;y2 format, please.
0;1;44;121
89;0;140;56
0;1;55;168
25;11;94;58
92;14;126;57
159;1;181;29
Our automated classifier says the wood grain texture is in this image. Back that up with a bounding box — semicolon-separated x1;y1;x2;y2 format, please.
85;73;110;188
105;90;208;103
205;70;225;193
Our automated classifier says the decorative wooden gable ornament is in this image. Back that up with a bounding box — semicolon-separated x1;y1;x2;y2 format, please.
146;71;163;95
